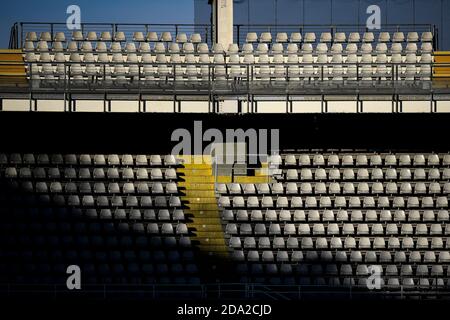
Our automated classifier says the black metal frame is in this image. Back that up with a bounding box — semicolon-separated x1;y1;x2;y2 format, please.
11;22;438;50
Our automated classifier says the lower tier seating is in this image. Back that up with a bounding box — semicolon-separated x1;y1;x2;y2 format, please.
219;151;450;289
0;153;199;285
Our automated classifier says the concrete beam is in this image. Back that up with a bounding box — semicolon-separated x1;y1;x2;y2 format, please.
212;0;233;48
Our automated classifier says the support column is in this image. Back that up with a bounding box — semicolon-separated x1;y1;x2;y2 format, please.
211;0;234;48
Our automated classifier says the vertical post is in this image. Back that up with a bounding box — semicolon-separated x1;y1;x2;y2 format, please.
212;0;234;48
20;23;23;49
50;23;54;43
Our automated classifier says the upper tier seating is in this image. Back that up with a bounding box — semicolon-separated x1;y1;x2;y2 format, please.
22;29;435;83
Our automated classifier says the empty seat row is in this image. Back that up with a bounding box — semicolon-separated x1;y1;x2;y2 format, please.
1;207;185;222
218;182;450;195
26;51;433;66
25;31;203;43
235;263;448;279
283;168;450;181
0;247;195;262
2;167;178;180
0;194;182;208
230;236;450;258
231;249;450;265
227;223;450;236
25;30;434;45
222;209;450;222
244;31;433;44
226;234;450;251
15;181;178;194
0;154;178;166
2;222;188;238
24;41;434;55
236;274;448;288
219;195;448;209
27;61;434;82
2;261;198;273
231;250;450;266
277;153;446;167
25;41;211;54
2;237;193;251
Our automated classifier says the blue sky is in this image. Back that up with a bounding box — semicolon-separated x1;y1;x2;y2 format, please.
0;0;195;47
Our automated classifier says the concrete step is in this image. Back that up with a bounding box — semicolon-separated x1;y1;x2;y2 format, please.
189;224;224;232
189;217;223;224
0;50;26;78
177;155;212;165
193;230;229;239
178;181;214;191
234;176;270;183
217;176;232;183
195;245;229;253
185;213;223;220
180;176;215;183
178;168;213;176
183;197;217;204
178;182;215;190
186;203;219;211
184;190;216;197
195;238;229;246
197;250;229;258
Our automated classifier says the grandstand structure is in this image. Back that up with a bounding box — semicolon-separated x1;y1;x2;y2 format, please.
0;0;450;301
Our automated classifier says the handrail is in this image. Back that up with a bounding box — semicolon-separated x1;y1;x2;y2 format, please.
13;22;438;50
1;282;449;299
8;23;19;49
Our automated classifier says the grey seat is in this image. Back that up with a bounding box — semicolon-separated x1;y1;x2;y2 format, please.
412;154;425;166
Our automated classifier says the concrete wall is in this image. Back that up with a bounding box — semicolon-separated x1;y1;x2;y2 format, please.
195;0;449;50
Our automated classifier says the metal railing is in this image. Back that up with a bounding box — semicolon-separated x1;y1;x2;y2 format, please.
17;22;213;48
12;23;438;50
233;24;437;49
22;60;440;85
0;282;449;300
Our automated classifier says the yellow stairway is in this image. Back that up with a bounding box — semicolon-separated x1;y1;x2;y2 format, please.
177;156;272;282
177;156;229;261
0;49;27;86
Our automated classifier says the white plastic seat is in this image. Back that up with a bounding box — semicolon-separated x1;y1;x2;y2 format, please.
334;32;346;43
72;31;84;41
246;32;258;43
272;43;284;54
304;33;316;43
362;32;374;43
114;32;126;42
421;32;433;42
36;40;49;51
190;33;202;44
378;32;390;42
290;32;302;43
347;32;360;43
286;43;298;54
160;32;172;42
331;43;343;54
392;32;404;42
276;32;288;43
255;43;268;54
302;43;313;54
145;32;158;42
407;32;419;42
229;183;242;194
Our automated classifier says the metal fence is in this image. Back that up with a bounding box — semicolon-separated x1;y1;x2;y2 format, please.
1;282;449;300
11;22;213;49
234;23;438;49
10;23;438;50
